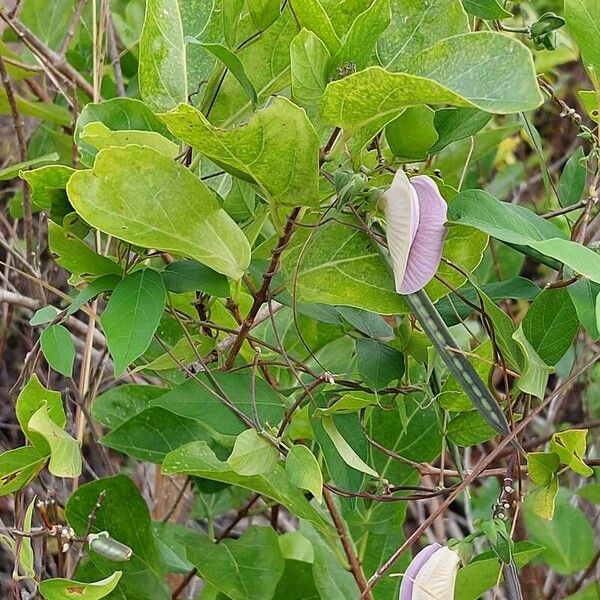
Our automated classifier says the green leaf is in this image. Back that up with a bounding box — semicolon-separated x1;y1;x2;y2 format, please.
201;43;258;107
223;0;245;47
524;489;596;575
150;372;284;440
549;429;593;477
577;482;600;504
100;408;206;463
0;152;58;181
447;410;498;446
454;542;542;600
28;404;82;478
20;164;74;210
431;107;492;153
247;0;280;30
67;274;122;316
377;0;469;71
39;572;122;600
30;306;59;326
66;475;169;600
80;122;179;158
522;288;579;366
135;334;215;372
16;374;65;453
93;384;167;429
163;441;333;533
289;0;341;56
0;446;46;496
314;393;378;417
513;325;553;399
355;339;404;391
75;98;173;166
139;0;187;112
528;475;560;520
160;97;320;207
14;498;35;580
290;29;331;106
285;445;323;503
565;583;600;600
558;147;587;207
462;0;511;20
385;106;438;161
227;429;279;476
527;452;560;487
187;526;285;600
67;145;250;279
40;324;75;377
18;0;75;55
162;260;230;296
448;189;566;245
0;91;71;126
101;269;166;376
565;0;600;76
336;306;393;338
323;32;542;147
321;415;378;477
48;222;122;279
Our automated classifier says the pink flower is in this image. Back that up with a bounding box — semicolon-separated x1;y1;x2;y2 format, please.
383;171;447;294
399;544;461;600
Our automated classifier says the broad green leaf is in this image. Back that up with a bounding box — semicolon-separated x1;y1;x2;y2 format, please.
558;147;587;207
454;542;542;600
529;475;560;520
377;0;469;71
40;324;75;377
16;374;65;453
66;476;169;600
336;306;393;338
577;483;600;504
48;222;122;279
0;91;71;126
522;288;579;366
75;98;173;166
524;489;596;575
0;446;46;496
39;572;122;600
201;43;258;107
321;415;378;477
18;0;75;56
332;0;390;70
513;325;553;399
135;334;215;372
290;29;331;106
80;122;179;158
385;105;438;161
100;408;206;463
528;452;560;487
430;107;491;153
448;189;566;245
30;306;59;326
67;274;122;316
227;429;279;475
163;442;333;533
289;0;341;55
162;260;230;296
67;145;250;279
565;0;600;76
28;404;82;478
247;0;280;30
187;526;285;600
93;384;167;429
150;372;284;440
272;560;321;600
447;410;497;446
355;339;404;390
323;33;542;147
285;444;323;503
139;0;187;111
549;429;593;477
462;0;511;19
21;164;74;210
101;269;166;376
0;153;58;181
160;98;320;207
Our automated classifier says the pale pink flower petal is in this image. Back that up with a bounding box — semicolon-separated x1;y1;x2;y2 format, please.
399;543;441;600
399;175;447;295
382;170;420;293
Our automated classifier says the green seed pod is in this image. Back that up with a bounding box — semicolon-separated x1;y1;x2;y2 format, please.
88;531;133;562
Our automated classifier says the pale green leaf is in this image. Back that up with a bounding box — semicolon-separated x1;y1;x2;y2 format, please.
101;269;166;376
513;325;553;399
39;572;122;600
139;0;187;111
0;91;71;126
527;452;560;487
227;429;279;476
289;0;341;55
529;476;560;520
285;445;323;503
0;446;46;497
550;429;593;477
28;404;82;478
160;97;320;207
67;145;250;279
40;324;75;377
0;152;58;181
385;105;438;161
290;29;331;106
565;0;600;76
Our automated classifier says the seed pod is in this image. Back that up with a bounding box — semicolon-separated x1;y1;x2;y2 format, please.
88;531;133;562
